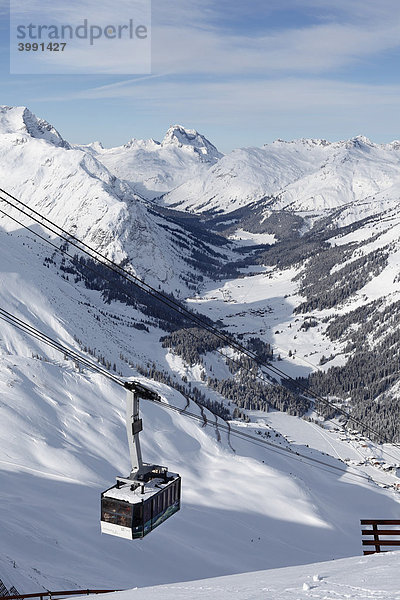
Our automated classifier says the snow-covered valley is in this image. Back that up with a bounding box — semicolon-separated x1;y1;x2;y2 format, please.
1;106;400;597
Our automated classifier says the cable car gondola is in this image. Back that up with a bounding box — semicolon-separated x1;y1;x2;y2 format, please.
101;381;181;539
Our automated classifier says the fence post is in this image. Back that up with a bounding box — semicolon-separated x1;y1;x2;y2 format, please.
372;522;381;553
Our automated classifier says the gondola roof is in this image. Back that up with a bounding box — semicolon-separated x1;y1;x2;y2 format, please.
103;471;180;504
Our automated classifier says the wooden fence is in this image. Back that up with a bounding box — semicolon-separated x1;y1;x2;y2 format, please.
1;589;119;600
361;519;400;555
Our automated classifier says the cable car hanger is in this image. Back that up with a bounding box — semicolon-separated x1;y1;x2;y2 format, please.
100;381;181;540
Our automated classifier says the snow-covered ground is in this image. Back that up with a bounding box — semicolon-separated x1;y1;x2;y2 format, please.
94;552;400;600
79;124;221;200
228;229;277;246
0;106;229;295
163;136;400;216
187;266;331;378
0;224;399;593
2;106;400;595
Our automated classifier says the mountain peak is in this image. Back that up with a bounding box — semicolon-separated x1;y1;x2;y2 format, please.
163;124;200;144
344;135;374;149
123;137;160;150
0;105;69;148
271;138;332;148
162;124;222;161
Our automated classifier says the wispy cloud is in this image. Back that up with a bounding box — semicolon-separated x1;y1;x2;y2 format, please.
148;0;400;76
11;0;400;76
150;21;400;76
42;75;400;114
10;0;151;74
38;72;170;101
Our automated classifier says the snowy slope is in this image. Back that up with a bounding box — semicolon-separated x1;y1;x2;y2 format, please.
0;107;228;294
270;137;400;217
162;141;326;213
188;220;400;382
1;223;400;593
3;106;400;594
0;105;69;148
162;136;400;216
80;125;222;200
93;552;400;600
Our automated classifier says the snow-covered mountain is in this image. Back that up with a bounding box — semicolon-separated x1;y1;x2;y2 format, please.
79;125;222;200
2;106;400;595
0;105;69;148
0;225;399;593
162;139;328;213
0;107;229;294
3;106;400;435
162;136;400;218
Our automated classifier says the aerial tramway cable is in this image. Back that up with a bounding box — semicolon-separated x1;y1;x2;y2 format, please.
0;203;282;394
0;305;396;485
0;186;393;445
0;307;122;386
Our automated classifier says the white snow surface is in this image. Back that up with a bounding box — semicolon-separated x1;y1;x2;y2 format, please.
228;228;277;245
163;136;400;217
79;124;222;200
2;107;400;594
0;223;399;593
0;107;227;293
93;552;400;600
0;106;68;148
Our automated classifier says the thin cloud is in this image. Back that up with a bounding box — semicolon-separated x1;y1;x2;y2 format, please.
150;19;400;76
11;0;400;76
42;76;400;109
149;0;400;76
37;72;170;101
8;0;400;148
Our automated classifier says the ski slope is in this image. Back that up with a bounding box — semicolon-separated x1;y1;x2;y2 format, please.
93;552;400;600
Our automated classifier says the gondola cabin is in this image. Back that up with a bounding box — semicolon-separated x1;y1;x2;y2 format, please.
101;381;181;540
101;469;181;539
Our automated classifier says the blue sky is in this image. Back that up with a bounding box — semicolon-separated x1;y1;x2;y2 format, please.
1;0;400;151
